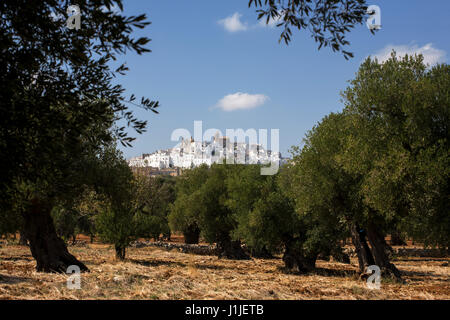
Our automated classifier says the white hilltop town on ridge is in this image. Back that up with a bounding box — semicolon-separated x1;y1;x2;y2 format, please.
128;132;286;172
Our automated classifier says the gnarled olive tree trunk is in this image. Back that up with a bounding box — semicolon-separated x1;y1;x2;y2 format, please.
216;234;249;260
22;197;89;273
351;224;375;273
282;238;317;273
250;246;273;259
19;229;28;246
183;224;200;244
115;245;126;260
367;223;401;279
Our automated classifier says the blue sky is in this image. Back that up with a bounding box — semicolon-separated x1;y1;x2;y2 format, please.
115;0;450;159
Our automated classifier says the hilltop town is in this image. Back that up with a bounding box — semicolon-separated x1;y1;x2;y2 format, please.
127;133;285;176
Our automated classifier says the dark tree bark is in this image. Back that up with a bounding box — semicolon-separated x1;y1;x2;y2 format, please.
282;239;317;273
163;230;171;241
115;245;126;260
183;224;201;244
19;229;28;246
23;197;89;273
390;232;406;246
367;223;401;279
330;247;350;264
351;224;375;273
216;234;250;260
317;252;331;261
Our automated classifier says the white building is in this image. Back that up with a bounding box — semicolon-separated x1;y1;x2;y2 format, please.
128;134;284;170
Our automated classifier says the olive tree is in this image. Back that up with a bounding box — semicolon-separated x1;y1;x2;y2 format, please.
0;0;158;272
93;144;138;260
134;176;175;241
341;53;450;253
168;165;209;244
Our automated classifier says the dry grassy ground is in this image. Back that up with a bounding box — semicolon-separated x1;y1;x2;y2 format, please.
0;243;448;300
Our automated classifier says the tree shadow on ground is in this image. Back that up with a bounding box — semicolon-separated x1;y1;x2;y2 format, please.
130;258;228;271
129;259;227;270
193;263;227;271
0;255;33;262
0;274;31;284
393;257;449;262
130;258;187;268
310;267;444;283
310;267;358;278
277;266;358;278
400;269;444;282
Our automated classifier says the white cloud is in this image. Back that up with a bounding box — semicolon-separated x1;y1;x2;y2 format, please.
371;43;446;66
218;12;248;32
216;92;269;112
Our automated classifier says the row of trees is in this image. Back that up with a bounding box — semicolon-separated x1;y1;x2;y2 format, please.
169;163;349;270
168;53;449;280
51;146;175;260
0;143;175;261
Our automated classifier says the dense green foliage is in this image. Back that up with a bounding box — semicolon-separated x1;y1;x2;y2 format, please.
168;165;209;244
169;165;247;258
92;145;137;260
281;53;449;276
226;165;297;256
169;163;347;267
134;175;175;241
0;0;158;210
341;53;450;250
48;146;176;259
